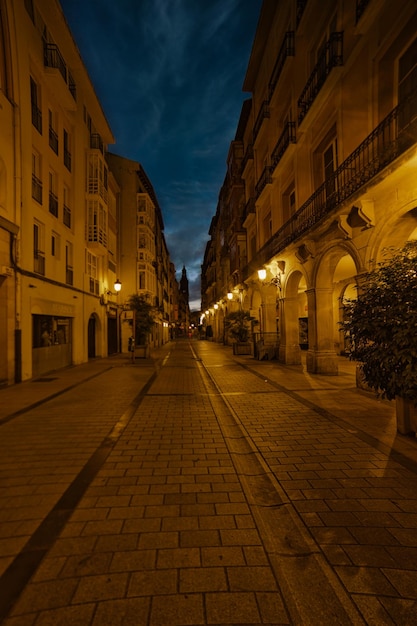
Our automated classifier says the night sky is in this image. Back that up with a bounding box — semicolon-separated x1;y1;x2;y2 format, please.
59;0;263;309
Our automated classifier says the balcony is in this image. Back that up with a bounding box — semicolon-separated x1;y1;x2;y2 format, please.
243;87;417;280
271;122;296;172
32;175;42;204
255;166;272;200
49;126;58;154
90;133;104;153
253;101;270;142
34;250;45;275
298;32;343;124
64;149;72;172
88;225;107;248
49;191;58;217
268;32;295;100
43;43;77;107
63;204;71;228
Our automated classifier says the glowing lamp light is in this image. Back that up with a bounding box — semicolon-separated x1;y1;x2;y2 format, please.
114;279;122;292
227;292;233;300
258;268;267;281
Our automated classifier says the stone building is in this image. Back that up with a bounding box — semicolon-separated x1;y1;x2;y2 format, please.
0;0;175;384
201;0;417;374
106;153;173;350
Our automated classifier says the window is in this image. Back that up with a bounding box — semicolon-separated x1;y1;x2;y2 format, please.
48;109;58;154
33;314;71;348
323;139;338;198
63;129;71;171
49;170;58;217
30;77;42;133
32;151;42;204
86;250;99;294
262;211;272;244
63;186;71;228
87;200;107;246
65;242;73;285
33;221;45;275
283;184;296;224
51;231;60;258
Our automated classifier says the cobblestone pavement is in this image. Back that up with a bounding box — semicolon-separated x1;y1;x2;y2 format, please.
0;340;416;625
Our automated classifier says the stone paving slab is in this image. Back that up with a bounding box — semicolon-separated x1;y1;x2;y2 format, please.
0;340;416;624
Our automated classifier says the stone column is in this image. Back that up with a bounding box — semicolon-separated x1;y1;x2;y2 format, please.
306;287;338;375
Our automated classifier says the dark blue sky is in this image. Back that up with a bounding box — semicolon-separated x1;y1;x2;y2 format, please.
60;0;262;309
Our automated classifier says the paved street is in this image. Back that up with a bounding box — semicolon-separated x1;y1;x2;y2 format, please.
0;340;416;625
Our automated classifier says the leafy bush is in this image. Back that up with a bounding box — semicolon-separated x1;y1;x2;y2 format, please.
128;294;155;345
342;241;417;402
225;310;257;343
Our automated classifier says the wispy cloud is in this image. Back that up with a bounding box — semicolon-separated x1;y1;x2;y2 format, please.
61;0;263;310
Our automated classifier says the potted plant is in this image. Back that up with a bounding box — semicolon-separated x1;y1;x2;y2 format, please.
341;241;417;434
225;310;257;355
128;294;155;358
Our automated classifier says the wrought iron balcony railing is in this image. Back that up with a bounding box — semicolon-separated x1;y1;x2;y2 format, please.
49;191;58;217
253;101;270;142
255;166;272;199
63;205;71;228
271;122;296;172
32;175;42;204
64;149;72;172
298;32;343;124
243;88;417;282
44;43;67;82
49;126;58;153
268;32;295;100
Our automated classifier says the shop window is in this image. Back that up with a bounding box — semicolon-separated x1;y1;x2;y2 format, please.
33;314;71;348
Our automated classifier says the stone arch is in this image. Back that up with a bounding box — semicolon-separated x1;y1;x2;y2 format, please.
307;242;361;374
279;268;308;365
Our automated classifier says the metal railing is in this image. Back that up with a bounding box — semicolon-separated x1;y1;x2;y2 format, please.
49;126;58;153
255;166;272;199
44;43;67;82
271;122;296;172
268;31;295;99
63;205;71;228
243;89;417;281
32;175;42;204
49;191;58;217
298;32;343;124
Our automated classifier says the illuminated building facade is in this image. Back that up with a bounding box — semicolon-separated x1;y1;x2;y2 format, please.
202;0;417;374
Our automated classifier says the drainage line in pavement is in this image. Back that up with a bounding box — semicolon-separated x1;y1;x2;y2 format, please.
0;369;158;624
239;361;417;476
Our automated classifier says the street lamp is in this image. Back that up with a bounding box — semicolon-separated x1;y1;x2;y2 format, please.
114;278;122;292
